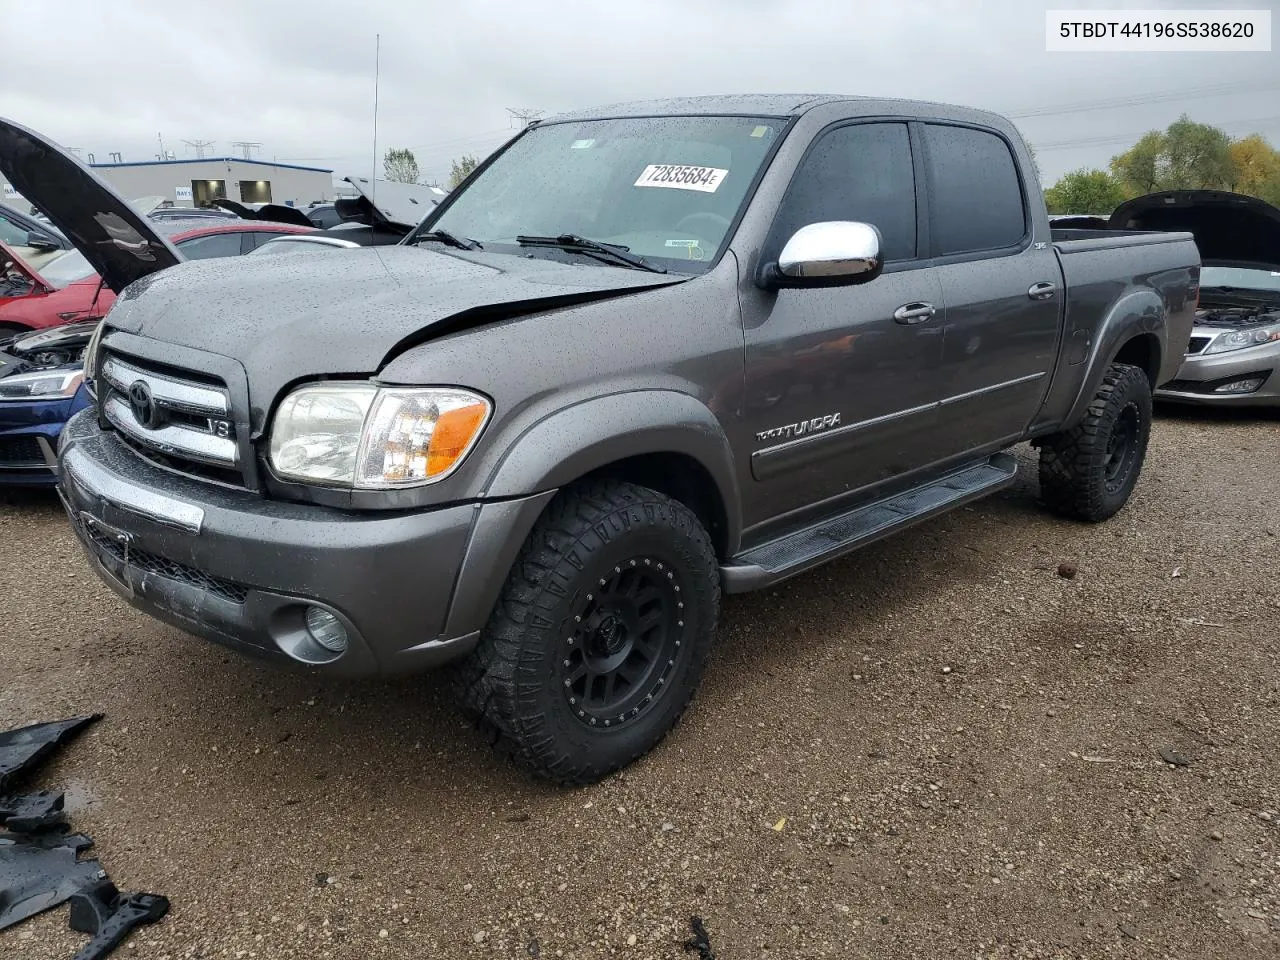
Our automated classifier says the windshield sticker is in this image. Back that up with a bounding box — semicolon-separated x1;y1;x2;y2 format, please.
634;164;728;193
665;239;706;260
750;125;770;138
570;139;596;149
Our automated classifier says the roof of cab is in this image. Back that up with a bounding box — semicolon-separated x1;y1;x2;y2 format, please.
544;94;1013;129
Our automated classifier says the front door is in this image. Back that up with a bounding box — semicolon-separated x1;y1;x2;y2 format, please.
919;122;1061;453
739;121;946;528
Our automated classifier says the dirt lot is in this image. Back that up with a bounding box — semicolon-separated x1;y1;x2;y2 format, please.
1;407;1277;960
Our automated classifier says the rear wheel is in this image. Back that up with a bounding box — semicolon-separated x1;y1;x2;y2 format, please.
1036;362;1153;522
456;480;720;785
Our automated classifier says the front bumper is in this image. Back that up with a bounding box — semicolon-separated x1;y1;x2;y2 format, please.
56;410;552;677
1155;337;1280;407
0;388;91;486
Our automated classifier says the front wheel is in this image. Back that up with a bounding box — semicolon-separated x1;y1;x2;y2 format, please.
1036;362;1153;522
456;480;721;785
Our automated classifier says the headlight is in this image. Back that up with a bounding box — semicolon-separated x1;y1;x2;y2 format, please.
1202;324;1280;354
0;368;84;401
269;383;491;488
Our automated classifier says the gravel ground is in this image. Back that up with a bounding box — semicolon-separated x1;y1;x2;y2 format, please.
1;406;1277;960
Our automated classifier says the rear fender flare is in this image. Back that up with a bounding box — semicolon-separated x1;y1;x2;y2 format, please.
1062;289;1166;426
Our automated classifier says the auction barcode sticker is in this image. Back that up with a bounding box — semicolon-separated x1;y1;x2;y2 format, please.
634;164;728;193
1046;9;1270;51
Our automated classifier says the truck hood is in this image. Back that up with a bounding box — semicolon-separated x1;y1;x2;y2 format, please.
104;245;687;419
1109;190;1280;270
0;117;182;293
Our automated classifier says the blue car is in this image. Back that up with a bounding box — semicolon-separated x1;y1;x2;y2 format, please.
0;321;95;486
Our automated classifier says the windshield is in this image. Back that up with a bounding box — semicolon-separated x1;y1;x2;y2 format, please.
419;115;783;272
1201;265;1280;294
36;249;96;288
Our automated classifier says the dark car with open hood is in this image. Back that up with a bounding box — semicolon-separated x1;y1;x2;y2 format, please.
0;100;1199;784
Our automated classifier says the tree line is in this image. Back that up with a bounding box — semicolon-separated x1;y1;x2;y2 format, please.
1043;115;1280;215
382;148;479;189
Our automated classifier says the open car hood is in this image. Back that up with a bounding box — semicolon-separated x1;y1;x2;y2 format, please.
1109;190;1280;269
0;118;181;293
336;177;445;229
1;239;53;294
211;198;315;228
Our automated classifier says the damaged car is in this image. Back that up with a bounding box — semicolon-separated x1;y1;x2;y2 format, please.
1109;190;1280;407
0;320;94;483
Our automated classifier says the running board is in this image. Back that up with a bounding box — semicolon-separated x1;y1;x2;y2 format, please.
720;453;1018;593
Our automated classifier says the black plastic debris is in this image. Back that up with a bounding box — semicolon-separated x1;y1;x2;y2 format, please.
68;878;171;960
0;715;101;792
0;788;67;832
0;832;105;930
682;916;716;960
0;715;167;958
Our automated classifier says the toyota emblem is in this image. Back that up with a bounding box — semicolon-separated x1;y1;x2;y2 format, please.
127;379;160;429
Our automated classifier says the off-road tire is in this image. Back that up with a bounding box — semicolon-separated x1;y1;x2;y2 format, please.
1037;362;1152;522
455;480;720;785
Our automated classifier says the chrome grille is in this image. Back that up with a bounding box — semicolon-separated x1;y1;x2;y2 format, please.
99;351;241;483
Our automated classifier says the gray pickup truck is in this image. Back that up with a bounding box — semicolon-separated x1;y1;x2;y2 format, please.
0;97;1199;784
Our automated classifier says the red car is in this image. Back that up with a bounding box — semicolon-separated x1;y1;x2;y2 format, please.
0;219;315;337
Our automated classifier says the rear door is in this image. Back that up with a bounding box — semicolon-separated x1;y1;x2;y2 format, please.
740;120;946;523
922;123;1061;453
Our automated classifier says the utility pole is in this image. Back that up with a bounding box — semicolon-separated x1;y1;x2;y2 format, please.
506;108;544;129
183;139;215;159
231;141;262;159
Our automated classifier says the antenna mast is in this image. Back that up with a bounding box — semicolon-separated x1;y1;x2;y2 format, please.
371;33;381;208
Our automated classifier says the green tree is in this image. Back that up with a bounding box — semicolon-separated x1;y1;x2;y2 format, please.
1044;168;1127;215
1110;130;1164;195
1109;116;1239;194
449;155;479;188
383;148;420;184
1162;116;1236;189
1229;134;1280;196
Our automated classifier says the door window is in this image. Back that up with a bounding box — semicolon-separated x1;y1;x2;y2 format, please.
922;124;1026;256
176;232;245;260
772;123;917;262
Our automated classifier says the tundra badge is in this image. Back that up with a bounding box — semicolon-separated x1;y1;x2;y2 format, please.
756;413;841;443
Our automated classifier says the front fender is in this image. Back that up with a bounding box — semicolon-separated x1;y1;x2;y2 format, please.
1062;288;1167;427
481;389;742;544
438;390;742;641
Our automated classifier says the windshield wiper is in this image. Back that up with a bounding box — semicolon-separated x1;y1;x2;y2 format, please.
415;229;482;251
515;234;667;274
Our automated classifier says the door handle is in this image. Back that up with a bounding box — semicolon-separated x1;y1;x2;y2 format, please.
1028;281;1057;300
893;302;936;325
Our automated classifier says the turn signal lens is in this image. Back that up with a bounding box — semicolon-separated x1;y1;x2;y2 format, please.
427;402;489;477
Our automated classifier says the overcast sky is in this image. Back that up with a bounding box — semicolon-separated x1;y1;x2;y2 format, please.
3;0;1277;186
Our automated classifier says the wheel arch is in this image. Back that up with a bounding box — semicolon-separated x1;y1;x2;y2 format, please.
1061;290;1166;427
481;390;742;556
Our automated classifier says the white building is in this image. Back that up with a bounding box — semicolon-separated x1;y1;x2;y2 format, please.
86;156;335;209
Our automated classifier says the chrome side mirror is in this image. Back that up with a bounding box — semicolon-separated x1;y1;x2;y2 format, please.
763;221;884;288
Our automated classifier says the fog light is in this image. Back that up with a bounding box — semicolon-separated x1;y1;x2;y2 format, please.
304;607;348;653
1214;378;1265;395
